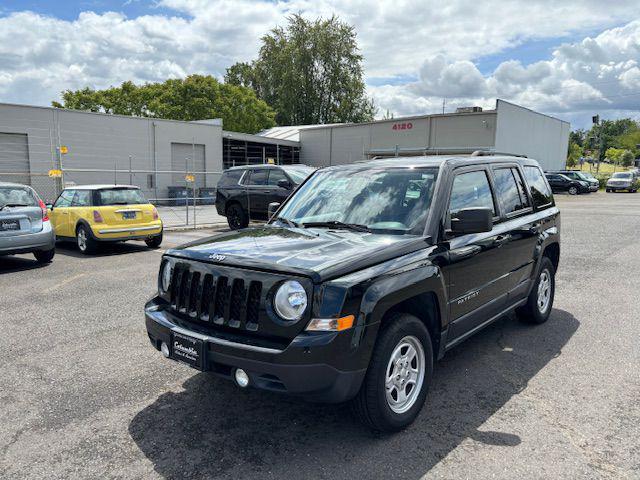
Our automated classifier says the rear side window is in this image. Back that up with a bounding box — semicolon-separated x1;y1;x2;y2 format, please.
0;186;38;207
219;170;243;186
449;170;495;217
524;166;553;208
493;168;530;215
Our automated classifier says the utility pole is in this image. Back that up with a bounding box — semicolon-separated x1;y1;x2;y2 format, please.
592;114;602;174
442;98;446;114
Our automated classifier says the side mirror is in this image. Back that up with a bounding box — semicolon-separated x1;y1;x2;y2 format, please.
277;178;292;189
450;208;493;235
268;202;281;218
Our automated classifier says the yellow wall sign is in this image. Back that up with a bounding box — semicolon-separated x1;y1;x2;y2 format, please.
59;146;68;154
185;174;195;183
48;169;63;178
267;158;275;164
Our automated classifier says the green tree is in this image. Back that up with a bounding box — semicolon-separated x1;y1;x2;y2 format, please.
616;127;640;156
52;75;276;134
585;118;638;160
225;14;375;125
620;149;635;167
566;142;582;167
605;147;626;167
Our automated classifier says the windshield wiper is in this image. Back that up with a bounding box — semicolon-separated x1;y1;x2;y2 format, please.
302;220;371;232
273;216;299;228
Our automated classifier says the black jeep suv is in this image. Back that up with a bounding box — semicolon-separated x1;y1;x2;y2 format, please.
215;164;315;229
145;155;560;432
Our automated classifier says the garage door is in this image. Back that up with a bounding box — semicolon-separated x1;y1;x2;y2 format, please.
0;133;30;185
171;143;205;189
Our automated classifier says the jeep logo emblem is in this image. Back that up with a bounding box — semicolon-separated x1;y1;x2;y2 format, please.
208;253;226;262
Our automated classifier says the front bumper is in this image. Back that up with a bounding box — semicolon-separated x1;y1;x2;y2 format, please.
0;222;55;255
588;184;599;192
145;299;367;403
607;184;632;191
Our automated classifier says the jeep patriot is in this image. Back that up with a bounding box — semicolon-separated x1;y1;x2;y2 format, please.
145;154;559;431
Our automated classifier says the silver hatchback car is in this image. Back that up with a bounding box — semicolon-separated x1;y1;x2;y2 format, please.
0;182;56;263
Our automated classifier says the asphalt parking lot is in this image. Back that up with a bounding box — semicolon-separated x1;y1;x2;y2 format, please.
1;191;638;479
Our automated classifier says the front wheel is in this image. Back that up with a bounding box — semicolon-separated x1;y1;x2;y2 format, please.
351;313;433;432
517;256;555;324
145;233;163;248
568;186;578;195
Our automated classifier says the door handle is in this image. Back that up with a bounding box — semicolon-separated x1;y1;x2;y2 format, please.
448;245;481;263
493;234;510;247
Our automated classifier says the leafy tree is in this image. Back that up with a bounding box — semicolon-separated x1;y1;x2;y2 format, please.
584;118;638;160
605;147;626;165
52;75;276;134
620;149;635;167
566;142;582;167
225;14;375;125
616;127;640;156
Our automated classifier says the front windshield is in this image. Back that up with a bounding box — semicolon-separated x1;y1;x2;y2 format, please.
612;172;632;179
581;172;596;180
96;188;148;205
284;167;314;184
275;167;438;235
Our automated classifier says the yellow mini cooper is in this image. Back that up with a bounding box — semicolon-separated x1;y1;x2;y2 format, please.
48;185;163;254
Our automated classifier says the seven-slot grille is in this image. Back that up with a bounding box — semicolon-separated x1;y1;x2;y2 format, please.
169;262;263;331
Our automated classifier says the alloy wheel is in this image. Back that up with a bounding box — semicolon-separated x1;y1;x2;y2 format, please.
385;335;425;414
537;269;551;314
77;229;87;251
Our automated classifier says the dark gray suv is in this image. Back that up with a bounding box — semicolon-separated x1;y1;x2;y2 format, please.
0;182;56;263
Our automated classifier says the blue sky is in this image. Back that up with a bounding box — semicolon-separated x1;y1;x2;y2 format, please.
0;0;177;20
0;1;639;129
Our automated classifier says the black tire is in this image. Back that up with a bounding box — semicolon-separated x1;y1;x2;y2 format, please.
33;248;55;264
76;224;97;255
351;313;433;432
606;188;611;193
145;233;163;248
226;203;248;230
516;256;555;324
568;186;578;195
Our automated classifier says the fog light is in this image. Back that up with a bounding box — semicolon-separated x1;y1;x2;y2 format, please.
160;341;170;358
234;368;250;388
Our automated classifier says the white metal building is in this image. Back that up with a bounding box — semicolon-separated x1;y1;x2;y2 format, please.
261;100;570;171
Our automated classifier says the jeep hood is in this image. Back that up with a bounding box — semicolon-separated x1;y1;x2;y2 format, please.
166;226;429;282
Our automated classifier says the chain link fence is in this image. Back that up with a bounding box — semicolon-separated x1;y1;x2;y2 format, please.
0;167;227;230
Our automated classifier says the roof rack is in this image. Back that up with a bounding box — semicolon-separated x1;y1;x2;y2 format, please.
471;150;528;158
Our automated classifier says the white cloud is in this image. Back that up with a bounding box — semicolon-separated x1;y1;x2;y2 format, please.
0;1;639;127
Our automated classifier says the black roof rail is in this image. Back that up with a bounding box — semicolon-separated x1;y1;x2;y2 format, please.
471;150;528;158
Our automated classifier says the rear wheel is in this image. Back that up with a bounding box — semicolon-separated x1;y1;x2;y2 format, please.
352;313;433;432
568;186;578;195
76;225;97;255
33;248;55;264
226;203;248;230
145;233;163;249
517;256;555;324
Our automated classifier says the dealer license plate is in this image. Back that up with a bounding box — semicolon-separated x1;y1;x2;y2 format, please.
171;331;205;370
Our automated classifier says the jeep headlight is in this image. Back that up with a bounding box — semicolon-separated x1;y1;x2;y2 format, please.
160;261;172;293
274;280;307;321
